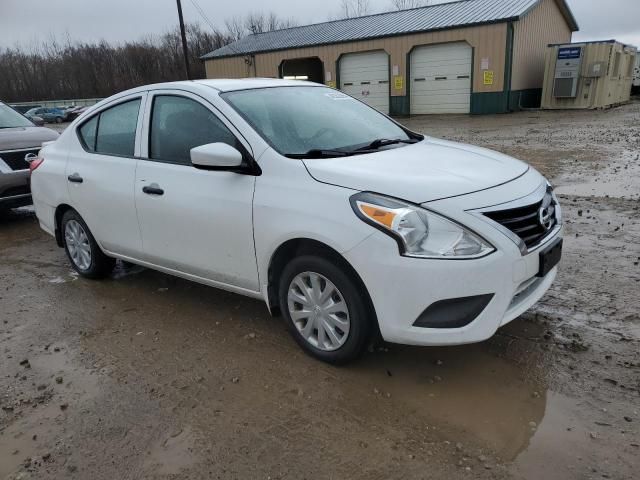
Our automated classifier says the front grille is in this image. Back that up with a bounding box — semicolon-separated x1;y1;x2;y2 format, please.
0;148;39;171
484;190;557;249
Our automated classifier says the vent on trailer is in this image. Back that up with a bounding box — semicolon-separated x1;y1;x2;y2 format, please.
553;46;583;98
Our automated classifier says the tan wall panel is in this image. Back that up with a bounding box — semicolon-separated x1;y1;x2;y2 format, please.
204;23;508;95
512;0;572;91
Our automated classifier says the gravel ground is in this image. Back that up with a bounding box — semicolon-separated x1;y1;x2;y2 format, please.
1;101;639;479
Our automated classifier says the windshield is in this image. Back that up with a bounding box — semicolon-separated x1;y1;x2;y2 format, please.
0;103;34;128
222;86;415;157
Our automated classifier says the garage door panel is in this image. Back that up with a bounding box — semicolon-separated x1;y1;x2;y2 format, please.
340;51;389;114
410;42;472;115
412;80;471;92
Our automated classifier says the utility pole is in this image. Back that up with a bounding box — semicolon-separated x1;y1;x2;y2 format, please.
175;0;191;80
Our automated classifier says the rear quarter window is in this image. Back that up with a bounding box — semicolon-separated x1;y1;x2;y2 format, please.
77;98;141;157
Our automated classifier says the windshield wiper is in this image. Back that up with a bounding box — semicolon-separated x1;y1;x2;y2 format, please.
354;138;420;152
285;149;354;159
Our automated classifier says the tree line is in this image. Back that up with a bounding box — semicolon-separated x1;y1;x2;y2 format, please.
1;2;433;103
0;24;232;103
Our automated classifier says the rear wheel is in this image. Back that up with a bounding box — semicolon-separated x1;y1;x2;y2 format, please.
279;255;371;364
55;116;63;123
61;210;115;279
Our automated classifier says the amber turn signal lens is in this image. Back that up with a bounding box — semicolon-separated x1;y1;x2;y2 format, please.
358;204;396;228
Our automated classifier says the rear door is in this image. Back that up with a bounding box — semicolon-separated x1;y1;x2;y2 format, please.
135;90;259;292
66;93;146;257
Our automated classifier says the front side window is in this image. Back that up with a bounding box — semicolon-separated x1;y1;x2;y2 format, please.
149;95;238;165
222;86;413;156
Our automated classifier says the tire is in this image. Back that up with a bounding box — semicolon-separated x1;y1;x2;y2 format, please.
278;255;372;364
55;116;63;123
61;209;115;279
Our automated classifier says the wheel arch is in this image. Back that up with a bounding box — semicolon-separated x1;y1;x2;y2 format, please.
54;203;74;247
266;238;379;336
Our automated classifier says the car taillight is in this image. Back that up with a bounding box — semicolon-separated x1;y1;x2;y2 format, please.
29;157;44;173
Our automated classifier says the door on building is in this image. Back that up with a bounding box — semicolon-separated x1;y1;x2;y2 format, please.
410;42;472;114
280;58;324;84
339;51;390;114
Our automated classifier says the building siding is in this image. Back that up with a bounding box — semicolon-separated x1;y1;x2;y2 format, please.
205;23;508;97
511;0;572;91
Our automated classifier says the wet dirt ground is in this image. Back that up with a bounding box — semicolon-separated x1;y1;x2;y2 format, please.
2;102;639;479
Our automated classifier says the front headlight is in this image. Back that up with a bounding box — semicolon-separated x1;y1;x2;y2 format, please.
350;192;495;259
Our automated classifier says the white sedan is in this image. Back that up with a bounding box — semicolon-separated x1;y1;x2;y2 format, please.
31;79;562;364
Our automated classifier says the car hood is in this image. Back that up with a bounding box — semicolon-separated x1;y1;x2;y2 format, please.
0;126;59;151
302;137;529;203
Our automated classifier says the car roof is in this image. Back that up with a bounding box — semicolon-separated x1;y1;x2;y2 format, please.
192;78;321;92
126;78;321;94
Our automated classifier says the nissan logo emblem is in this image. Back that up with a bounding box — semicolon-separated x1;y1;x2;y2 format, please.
539;206;553;230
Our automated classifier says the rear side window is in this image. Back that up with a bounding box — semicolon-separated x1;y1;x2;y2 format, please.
149;95;238;165
78;98;141;157
79;116;98;151
96;99;141;156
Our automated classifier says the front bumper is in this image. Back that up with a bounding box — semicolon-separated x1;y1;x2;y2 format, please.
344;228;560;346
343;174;562;346
0;169;31;209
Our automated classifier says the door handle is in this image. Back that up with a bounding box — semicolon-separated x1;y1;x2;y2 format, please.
142;185;164;196
67;173;83;183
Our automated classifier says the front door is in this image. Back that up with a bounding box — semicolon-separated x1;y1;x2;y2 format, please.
135;92;259;292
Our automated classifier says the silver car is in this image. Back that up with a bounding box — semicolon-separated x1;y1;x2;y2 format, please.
0;102;59;209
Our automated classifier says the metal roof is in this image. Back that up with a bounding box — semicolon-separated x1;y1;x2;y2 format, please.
202;0;579;60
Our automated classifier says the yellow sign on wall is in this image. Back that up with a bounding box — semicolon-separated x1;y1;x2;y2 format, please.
326;81;337;88
483;70;494;85
394;76;404;90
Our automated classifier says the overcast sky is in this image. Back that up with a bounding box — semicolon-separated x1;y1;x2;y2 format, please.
1;0;639;49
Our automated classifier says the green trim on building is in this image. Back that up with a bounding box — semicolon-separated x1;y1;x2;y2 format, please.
504;22;515;112
470;92;509;114
390;96;410;116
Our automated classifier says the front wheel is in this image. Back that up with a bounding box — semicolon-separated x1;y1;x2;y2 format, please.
61;210;115;279
55;116;63;123
279;255;372;364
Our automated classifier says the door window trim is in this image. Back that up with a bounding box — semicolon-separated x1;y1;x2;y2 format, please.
75;93;148;159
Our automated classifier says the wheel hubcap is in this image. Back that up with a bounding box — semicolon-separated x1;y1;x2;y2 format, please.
65;220;91;271
287;272;350;351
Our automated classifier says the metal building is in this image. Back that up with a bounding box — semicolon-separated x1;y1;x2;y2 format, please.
541;41;637;109
202;0;578;115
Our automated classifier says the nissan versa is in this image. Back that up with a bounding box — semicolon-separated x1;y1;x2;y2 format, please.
30;79;562;364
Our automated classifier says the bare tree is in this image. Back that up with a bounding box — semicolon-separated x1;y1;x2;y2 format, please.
245;11;297;34
224;16;245;42
339;0;371;19
0;24;232;102
0;11;302;103
390;0;431;9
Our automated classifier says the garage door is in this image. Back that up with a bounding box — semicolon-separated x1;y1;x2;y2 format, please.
410;43;472;114
340;51;389;114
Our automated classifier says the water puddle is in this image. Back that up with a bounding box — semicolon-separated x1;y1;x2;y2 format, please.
555;152;640;199
143;426;197;475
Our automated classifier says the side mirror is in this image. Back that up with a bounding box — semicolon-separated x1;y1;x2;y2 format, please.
190;142;243;169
